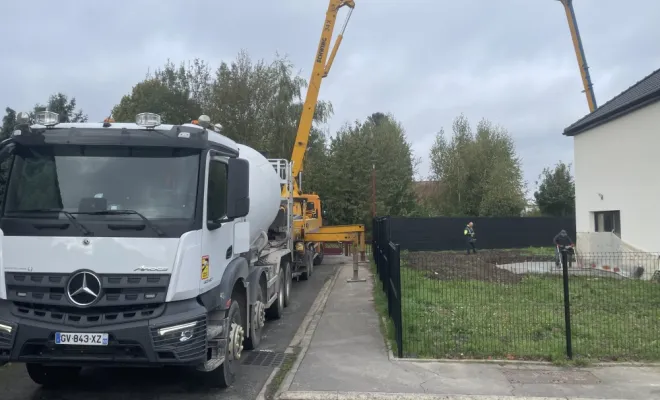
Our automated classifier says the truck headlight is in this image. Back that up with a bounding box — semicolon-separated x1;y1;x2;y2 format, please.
294;241;305;253
157;321;197;337
0;323;12;334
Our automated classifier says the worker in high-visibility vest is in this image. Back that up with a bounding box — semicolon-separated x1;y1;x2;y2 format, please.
464;221;477;255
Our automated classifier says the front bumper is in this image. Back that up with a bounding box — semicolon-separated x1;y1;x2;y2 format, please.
0;298;210;367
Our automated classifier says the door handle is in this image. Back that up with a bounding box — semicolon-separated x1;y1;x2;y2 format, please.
226;246;233;259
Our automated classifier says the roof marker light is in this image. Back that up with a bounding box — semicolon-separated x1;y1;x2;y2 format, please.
197;114;211;128
136;113;161;128
35;111;60;127
16;112;30;125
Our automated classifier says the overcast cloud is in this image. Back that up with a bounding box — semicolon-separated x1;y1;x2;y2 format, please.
1;0;659;195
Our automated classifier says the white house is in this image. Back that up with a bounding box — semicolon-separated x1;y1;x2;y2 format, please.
563;67;660;256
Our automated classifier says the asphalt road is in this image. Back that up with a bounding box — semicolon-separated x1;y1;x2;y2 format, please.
0;261;339;400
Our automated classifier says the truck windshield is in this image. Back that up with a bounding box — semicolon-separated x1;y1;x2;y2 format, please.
3;145;200;220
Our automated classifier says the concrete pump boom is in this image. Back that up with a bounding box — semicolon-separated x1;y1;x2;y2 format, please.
557;0;598;112
289;0;354;196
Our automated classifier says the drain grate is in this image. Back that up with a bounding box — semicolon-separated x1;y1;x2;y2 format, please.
241;351;292;367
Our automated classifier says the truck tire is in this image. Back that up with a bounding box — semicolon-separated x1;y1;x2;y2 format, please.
266;268;285;320
300;252;313;281
283;260;292;307
215;299;243;388
26;363;81;387
313;245;324;266
244;281;264;350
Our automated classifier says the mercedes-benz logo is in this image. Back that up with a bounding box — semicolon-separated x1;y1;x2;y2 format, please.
66;271;102;306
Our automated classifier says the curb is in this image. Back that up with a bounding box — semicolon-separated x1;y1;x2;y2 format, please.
382;330;660;368
256;259;344;400
277;391;630;400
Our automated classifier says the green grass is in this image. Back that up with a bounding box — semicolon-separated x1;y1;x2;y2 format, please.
373;256;660;362
500;246;555;257
265;347;300;400
429;246;555;257
371;263;399;356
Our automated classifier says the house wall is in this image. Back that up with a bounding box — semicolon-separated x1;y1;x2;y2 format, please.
573;100;660;252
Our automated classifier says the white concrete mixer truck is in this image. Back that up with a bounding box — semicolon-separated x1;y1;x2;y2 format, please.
0;111;296;388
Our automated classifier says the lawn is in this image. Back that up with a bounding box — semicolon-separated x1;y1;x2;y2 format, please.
374;248;660;362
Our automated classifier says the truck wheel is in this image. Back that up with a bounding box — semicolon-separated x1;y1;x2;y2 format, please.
300;252;313;281
26;363;81;387
313;246;324;266
283;260;292;307
244;283;265;350
266;269;285;320
215;299;244;388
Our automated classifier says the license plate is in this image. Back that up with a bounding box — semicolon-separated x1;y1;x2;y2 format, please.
55;332;109;346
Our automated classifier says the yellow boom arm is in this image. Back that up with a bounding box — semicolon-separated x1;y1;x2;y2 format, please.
289;0;355;196
557;0;597;112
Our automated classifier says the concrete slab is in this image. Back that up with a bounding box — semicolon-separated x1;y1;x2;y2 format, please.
496;262;625;279
278;263;660;400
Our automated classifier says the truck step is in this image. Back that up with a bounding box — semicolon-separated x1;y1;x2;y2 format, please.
196;356;225;372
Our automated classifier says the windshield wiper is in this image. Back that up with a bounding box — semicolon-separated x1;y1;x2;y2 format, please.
8;209;93;236
74;209;166;237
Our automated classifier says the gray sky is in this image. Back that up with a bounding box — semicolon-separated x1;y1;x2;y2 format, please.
2;0;659;195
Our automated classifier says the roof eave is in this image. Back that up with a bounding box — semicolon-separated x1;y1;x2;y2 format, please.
563;91;660;137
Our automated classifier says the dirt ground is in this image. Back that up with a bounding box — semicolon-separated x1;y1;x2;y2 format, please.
404;249;554;284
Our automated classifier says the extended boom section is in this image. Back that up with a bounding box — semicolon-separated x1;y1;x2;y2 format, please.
285;0;365;274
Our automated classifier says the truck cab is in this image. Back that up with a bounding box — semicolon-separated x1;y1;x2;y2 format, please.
0;111;291;388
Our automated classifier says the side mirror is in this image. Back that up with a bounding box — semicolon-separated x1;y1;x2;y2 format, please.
207;220;222;231
226;157;250;219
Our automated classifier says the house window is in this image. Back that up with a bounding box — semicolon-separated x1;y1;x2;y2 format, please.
594;210;621;237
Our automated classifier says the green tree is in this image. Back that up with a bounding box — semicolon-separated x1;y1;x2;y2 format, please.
33;93;88;123
534;161;575;217
112;78;203;124
428;114;526;216
111;51;332;190
321;112;417;227
113;58;213;124
208;51;332;158
1;107;16;140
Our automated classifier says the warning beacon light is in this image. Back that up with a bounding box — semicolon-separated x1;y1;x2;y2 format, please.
34;111;60;127
15;112;30;125
197;114;211;128
135;112;162;128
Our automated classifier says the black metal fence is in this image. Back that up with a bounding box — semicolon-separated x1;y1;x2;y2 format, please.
372;217;403;357
373;217;660;362
389;216;576;251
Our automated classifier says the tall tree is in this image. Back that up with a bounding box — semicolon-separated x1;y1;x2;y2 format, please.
111;51;332;188
320;112;417;227
1;107;16;140
33;93;88;123
428;114;526;216
207;51;332;158
534;161;575;217
113;58;213;124
112;78;203;124
2;92;86;140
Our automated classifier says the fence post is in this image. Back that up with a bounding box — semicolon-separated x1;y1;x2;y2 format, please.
561;249;573;359
381;219;389;292
391;242;403;358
